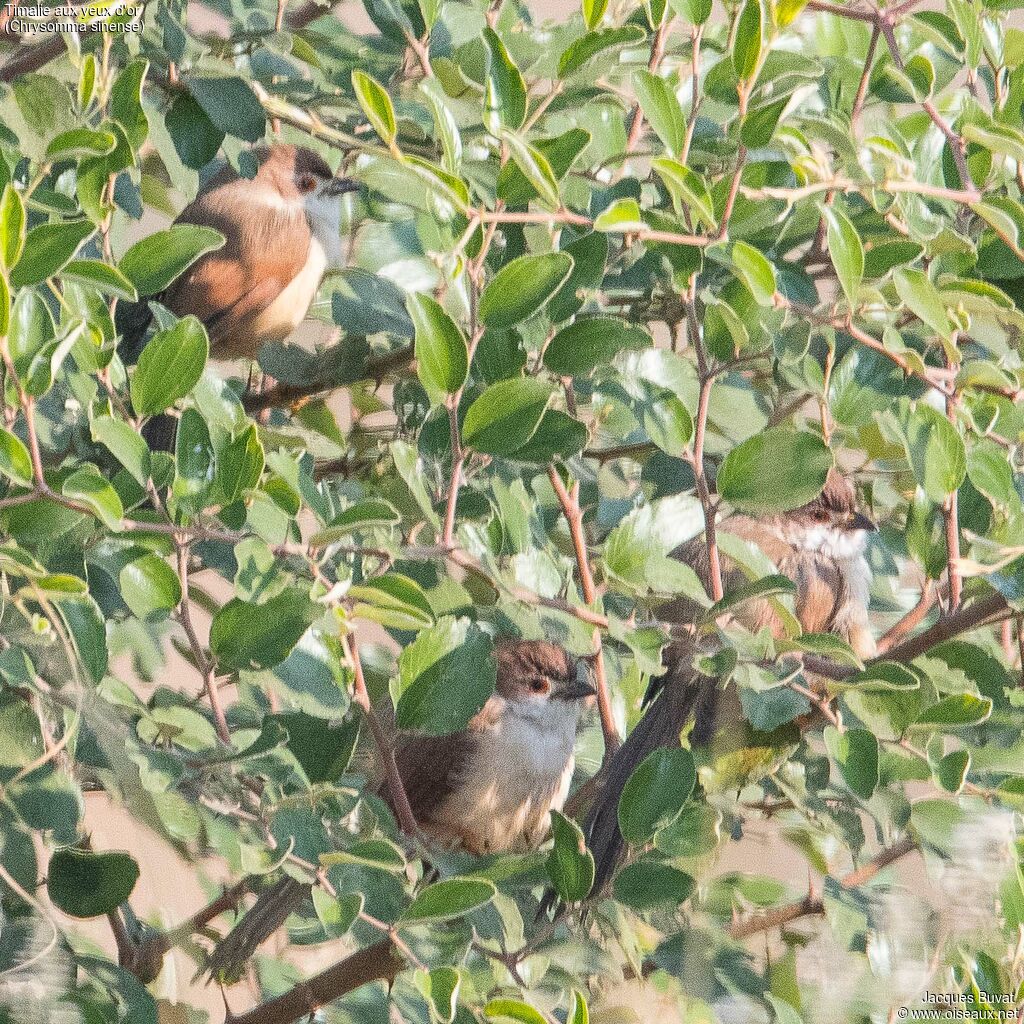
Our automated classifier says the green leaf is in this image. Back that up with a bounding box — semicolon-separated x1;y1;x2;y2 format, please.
862;240;924;278
401;877;496;923
613;861;696;909
544;316;652;376
479;252;574;328
62;466;124;530
130;316;209;416
740;97;787;147
731;241;776;305
165;94;225;169
823;204;864;307
548;233;608;323
350;573;435;630
501;131;560;209
0;427;32;486
547;810;594;902
887;398;966;503
352;70;397;145
416;966;461;1024
510;409;588;462
894;268;952;340
62;259;138;301
593;197;646;232
668;0;711;24
46;127;117;161
911;694;992;730
210;588;317;671
733;0;764;82
47;848;139;918
582;0;608;29
485;999;548;1024
824;726;878;799
633;70;685;157
119;225;225;297
172;408;214;512
935;749;970;792
717;429;834;513
558;25;647;78
569;991;589;1024
186;76;266;143
120;554;181;622
967;438;1018;506
10;220;94;288
407;292;469;402
462;378;555;456
482;28;527;133
652;158;716;229
110;59;149;151
309;499;401;545
618;746;695;844
394;618;495;734
0;183;26;269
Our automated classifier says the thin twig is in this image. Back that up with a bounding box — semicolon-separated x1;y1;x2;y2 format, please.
728;836;917;939
546;466;619;759
342;633;419;837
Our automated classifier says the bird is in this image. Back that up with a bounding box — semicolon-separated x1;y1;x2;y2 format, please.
117;143;360;446
206;637;595;982
582;468;877;896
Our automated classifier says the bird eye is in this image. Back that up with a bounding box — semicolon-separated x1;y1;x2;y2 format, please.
298;174;318;194
530;678;550;695
812;507;830;522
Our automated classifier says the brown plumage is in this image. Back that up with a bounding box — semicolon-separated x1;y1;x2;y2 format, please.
207;638;591;981
583;469;877;895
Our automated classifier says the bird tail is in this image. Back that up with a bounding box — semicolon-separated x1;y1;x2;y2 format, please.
115;297;154;365
206;876;310;983
584;659;714;898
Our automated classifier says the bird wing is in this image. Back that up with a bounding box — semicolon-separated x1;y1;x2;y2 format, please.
390;730;478;826
161;187;311;358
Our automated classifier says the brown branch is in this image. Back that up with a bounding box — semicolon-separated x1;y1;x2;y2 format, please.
805;0;876;20
227;938;403;1024
685;305;724;602
547;466;619;759
728;836;917;939
804;590;1011;681
878;20;972;190
877;579;938;653
680;25;703;166
176;544;231;745
851;23;880;130
343;633;419;837
624;15;673;157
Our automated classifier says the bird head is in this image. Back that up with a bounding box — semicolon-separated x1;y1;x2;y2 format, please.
255;144;361;263
493;639;596;729
780;468;876;559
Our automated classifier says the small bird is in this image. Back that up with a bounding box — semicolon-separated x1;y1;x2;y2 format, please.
583;468;877;894
118;144;360;446
207;638;594;981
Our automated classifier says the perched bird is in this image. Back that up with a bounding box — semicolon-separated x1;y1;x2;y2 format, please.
583;468;877;895
118;144;360;445
208;638;594;981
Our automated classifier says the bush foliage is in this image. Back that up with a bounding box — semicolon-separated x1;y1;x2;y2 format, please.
2;0;1024;1021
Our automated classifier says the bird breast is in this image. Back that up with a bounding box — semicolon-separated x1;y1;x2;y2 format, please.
247;237;328;347
432;703;578;854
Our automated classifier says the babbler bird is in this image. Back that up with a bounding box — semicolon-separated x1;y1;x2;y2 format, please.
208;638;594;981
583;468;877;895
118;144;360;445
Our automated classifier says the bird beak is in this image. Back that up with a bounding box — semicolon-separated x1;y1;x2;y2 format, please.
849;511;877;532
323;177;362;197
557;663;598;702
